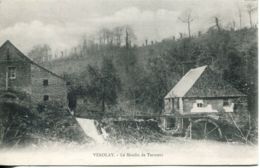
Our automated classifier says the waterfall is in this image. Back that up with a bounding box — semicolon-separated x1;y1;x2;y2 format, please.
76;118;107;144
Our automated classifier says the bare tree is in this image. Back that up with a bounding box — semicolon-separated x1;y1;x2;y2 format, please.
125;28;129;49
179;32;183;39
96;26;136;48
113;26;124;46
28;44;52;64
247;3;257;28
98;28;112;45
214;16;221;32
145;39;148;46
238;7;242;29
232;21;236;30
124;25;136;48
178;9;195;38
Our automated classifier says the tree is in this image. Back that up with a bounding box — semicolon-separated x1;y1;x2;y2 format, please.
113;26;138;74
214;17;221;32
98;28;113;45
113;26;124;46
86;58;121;113
100;58;121;111
124;25;137;48
178;9;195;38
28;44;52;64
246;3;257;28
238;7;243;29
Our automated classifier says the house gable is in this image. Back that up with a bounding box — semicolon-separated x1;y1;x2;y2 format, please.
0;40;65;80
0;41;32;93
0;40;68;106
0;40;29;63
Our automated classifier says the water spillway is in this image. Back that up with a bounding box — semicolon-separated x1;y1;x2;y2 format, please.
76;118;106;144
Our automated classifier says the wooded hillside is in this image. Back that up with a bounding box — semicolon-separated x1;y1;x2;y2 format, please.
42;26;257;119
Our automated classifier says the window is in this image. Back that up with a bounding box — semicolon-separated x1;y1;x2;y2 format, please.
43;79;48;86
197;103;203;107
43;95;49;101
196;100;203;108
8;67;16;79
223;99;229;106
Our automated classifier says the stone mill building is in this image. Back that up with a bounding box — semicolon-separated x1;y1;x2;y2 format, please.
0;40;67;107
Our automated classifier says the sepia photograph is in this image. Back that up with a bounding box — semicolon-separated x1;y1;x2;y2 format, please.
0;0;258;165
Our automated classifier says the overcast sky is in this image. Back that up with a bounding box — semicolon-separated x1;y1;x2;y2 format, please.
0;0;257;54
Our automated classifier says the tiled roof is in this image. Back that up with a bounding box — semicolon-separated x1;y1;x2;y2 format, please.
165;65;245;98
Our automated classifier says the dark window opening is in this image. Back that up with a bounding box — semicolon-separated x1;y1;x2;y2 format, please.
8;67;16;79
196;100;203;108
197;103;203;107
43;95;49;101
43;79;48;86
66;81;71;86
223;99;229;106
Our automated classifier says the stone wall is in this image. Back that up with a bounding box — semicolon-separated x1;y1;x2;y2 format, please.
0;41;68;108
31;64;67;106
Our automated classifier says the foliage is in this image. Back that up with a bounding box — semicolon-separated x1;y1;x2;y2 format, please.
33;101;89;143
102;119;171;144
0;101;37;147
75;57;121;113
28;44;52;64
52;26;257;122
0;99;90;147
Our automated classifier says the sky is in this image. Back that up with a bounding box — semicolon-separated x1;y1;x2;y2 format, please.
0;0;257;54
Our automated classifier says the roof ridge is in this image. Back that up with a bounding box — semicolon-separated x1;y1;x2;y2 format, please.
0;40;65;81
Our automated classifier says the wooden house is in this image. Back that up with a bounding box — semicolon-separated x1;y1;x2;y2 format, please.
161;65;248;139
0;40;67;108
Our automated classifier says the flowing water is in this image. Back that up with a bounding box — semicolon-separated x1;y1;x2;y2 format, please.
0;118;257;165
0;117;257;165
76;117;107;144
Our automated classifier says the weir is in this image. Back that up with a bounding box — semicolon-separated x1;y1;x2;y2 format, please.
76;118;107;144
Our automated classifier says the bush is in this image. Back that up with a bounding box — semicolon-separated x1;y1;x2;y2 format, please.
102;119;170;144
0;102;37;147
32;100;91;144
0;99;91;148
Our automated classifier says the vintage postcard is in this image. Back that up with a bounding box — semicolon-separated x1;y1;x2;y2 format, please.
0;0;258;166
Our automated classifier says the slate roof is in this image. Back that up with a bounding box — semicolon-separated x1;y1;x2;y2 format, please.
165;65;246;99
0;40;65;80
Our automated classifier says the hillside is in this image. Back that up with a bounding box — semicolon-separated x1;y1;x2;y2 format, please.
44;27;258;117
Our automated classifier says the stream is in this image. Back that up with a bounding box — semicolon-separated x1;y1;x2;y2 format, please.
76;117;108;144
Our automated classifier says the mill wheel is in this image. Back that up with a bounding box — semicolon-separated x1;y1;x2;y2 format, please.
186;118;222;140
